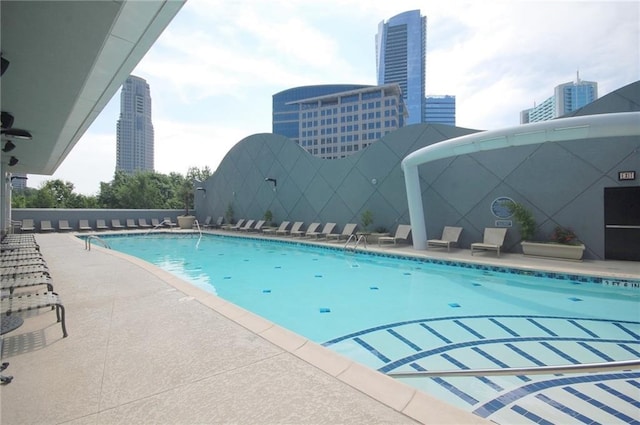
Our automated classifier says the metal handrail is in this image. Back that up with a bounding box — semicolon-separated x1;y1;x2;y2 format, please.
344;234;357;250
387;359;640;378
194;220;203;248
85;235;111;251
144;220;169;236
354;234;367;250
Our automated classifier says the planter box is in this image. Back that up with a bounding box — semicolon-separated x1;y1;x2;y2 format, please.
177;215;196;229
521;241;585;261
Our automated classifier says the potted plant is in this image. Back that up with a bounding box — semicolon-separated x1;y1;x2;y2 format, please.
264;209;273;227
225;204;234;225
177;179;196;229
506;200;585;261
360;210;373;233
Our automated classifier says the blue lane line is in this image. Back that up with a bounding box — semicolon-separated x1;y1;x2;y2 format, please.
409;362;479;406
387;329;422;352
353;337;391;363
489;318;520;337
540;341;579;363
536;393;600;425
441;353;504;391
472;346;530;382
569;319;600;338
527;318;558;336
595;382;640;408
505;343;546;366
510;405;554;425
454;319;485;339
473;372;640;418
578;342;615;361
619;343;640;357
419;323;452;344
614;322;640;339
563;386;639;425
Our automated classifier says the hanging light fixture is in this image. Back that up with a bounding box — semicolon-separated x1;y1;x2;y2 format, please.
1;128;32;139
8;156;19;166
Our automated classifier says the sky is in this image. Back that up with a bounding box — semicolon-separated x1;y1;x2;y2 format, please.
28;0;640;195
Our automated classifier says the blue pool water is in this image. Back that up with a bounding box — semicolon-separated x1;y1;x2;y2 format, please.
102;233;640;424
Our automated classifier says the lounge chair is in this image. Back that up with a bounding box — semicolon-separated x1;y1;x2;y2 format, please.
293;222;316;237
378;224;412;246
138;219;152;228
40;220;55;232
471;228;508;257
285;221;304;236
265;221;289;236
209;216;224;229
163;217;177;228
111;219;125;229
58;220;73;231
239;219;255;231
246;220;265;232
200;216;213;228
229;219;246;231
20;219;35;233
306;223;336;239
151;218;162;227
126;219;138;229
78;219;92;231
1;275;54;295
326;223;357;241
427;226;463;252
96;219;109;230
0;292;67;338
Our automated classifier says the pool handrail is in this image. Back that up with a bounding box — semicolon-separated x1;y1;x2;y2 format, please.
387;358;640;378
85;235;111;251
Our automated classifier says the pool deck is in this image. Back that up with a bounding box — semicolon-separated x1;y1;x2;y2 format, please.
1;231;638;424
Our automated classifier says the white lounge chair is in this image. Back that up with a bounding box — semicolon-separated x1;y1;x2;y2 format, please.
78;220;92;231
306;223;336;239
58;220;73;231
378;224;412;246
301;223;321;238
229;219;246;231
238;219;255;231
264;221;289;235
245;220;265;232
138;219;152;228
286;222;304;237
163;217;177;228
326;223;357;241
40;220;55;232
20;219;35;233
471;228;508;257
427;226;463;252
126;219;138;229
111;219;125;229
96;219;109;231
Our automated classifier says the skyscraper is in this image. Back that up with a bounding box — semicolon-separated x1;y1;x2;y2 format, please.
375;10;426;125
521;74;598;123
116;75;154;174
425;95;456;126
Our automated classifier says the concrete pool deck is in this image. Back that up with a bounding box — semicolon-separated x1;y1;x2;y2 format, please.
1;231;638;424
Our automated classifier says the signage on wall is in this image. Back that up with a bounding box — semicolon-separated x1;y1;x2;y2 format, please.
495;220;513;228
491;196;514;219
618;171;636;181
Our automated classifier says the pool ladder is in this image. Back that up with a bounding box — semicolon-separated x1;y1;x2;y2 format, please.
85;235;111;251
344;234;367;250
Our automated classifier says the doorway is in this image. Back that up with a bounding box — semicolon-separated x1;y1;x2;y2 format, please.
604;186;640;261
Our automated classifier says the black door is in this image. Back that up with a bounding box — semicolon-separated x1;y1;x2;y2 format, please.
604;186;640;261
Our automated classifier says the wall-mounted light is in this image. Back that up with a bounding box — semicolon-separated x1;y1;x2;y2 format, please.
3;140;16;152
196;187;206;197
8;156;19;166
265;177;277;192
371;178;377;185
1;111;15;129
1;128;32;139
0;56;8;77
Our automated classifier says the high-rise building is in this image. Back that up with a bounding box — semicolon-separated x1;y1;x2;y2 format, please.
116;75;154;174
275;84;407;159
521;74;598;123
375;10;426;125
425;95;455;126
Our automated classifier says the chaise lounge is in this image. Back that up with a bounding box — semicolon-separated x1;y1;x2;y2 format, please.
326;223;357;242
427;226;463;252
378;224;412;246
471;228;508;257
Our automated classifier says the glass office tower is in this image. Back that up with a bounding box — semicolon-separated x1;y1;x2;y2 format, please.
375;10;426;125
116;75;154;174
521;74;598;123
425;95;456;126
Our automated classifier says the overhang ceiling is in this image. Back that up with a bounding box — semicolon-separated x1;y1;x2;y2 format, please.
0;0;185;175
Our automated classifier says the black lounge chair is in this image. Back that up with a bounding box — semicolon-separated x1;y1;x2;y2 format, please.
1;292;67;337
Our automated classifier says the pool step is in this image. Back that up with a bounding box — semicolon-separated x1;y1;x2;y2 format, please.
324;315;640;425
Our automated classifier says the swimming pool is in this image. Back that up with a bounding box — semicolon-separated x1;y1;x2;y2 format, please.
102;233;640;424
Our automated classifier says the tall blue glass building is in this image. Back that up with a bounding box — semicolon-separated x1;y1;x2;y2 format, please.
521;75;598;123
375;10;426;125
425;95;456;126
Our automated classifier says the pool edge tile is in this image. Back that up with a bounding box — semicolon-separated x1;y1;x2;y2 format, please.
294;340;351;377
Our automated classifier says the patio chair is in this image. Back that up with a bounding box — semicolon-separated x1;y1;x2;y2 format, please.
209;216;224;229
138;218;152;228
58;220;73;231
96;219;109;230
19;219;35;233
126;219;138;229
285;221;304;236
471;228;508;257
246;220;265;232
1;275;54;295
151;218;162;227
40;220;55;232
229;219;246;231
111;219;125;229
163;217;177;228
427;226;463;252
200;216;212;228
264;221;289;236
378;224;412;246
78;219;92;231
0;291;68;338
238;219;255;231
326;223;358;242
306;223;336;239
